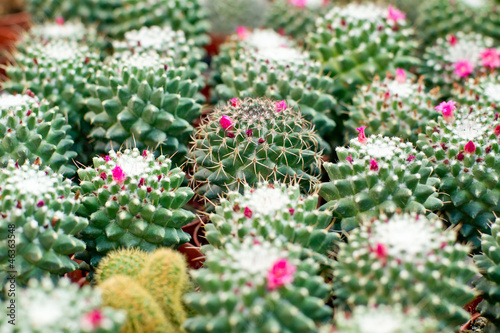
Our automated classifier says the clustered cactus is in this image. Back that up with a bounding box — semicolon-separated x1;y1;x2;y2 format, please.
454;74;500;109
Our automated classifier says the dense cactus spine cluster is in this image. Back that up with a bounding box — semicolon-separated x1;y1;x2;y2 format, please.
454;74;500;109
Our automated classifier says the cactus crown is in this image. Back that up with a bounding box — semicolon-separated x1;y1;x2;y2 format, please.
241;29;295;50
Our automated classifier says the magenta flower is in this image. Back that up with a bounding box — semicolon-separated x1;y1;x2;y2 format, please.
142;150;148;157
346;154;353;163
387;6;406;22
407;154;416;162
275;100;287;112
495;125;500;136
356;126;367;144
453;60;474;78
384;91;390;100
220;115;234;130
81;309;104;330
246;128;253;137
395;68;406;83
227;131;235;138
370;159;379;171
104;155;111;162
138;178;145;187
259;138;265;144
267;258;297;290
464;141;476;154
55;17;65;25
112;166;126;183
244;207;253;218
37;200;45;208
480;48;500;68
457;152;465;161
289;208;295;215
372;243;388;260
236;26;248;40
230;97;241;107
100;171;107;180
435;100;456;122
288;0;306;7
448;34;458;46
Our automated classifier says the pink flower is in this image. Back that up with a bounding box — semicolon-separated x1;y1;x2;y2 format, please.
395;68;406;83
387;6;406;22
81;309;105;330
457;152;465;161
236;26;248;40
289;208;295;215
100;171;107;180
370;159;379;171
464;141;476;154
104;155;111;162
480;48;500;68
372;243;387;260
112;166;126;183
246;129;253;137
55;17;65;25
288;0;306;7
448;34;458;46
275;100;287;112
220;115;234;130
407;154;416;162
244;207;253;218
230;97;241;107
267;258;296;290
495;125;500;136
138;178;145;187
453;60;474;78
259;138;265;144
142;150;148;157
277;28;286;36
435;100;456;122
356;126;367;144
346;155;353;163
227;131;235;138
384;91;390;100
37;200;45;207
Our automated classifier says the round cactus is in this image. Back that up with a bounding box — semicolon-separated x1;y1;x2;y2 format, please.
24;0;94;23
474;218;500;330
184;238;332;333
417;102;500;246
0;93;77;177
95;248;148;283
25;18;97;45
75;148;194;269
345;69;440;144
0;160;88;286
189;97;323;203
319;133;443;232
334;212;477;330
84;51;202;163
307;3;419;102
0;277;125;333
420;32;499;94
454;74;500;110
206;182;339;266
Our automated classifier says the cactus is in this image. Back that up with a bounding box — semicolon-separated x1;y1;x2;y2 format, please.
474;218;500;330
0;160;88;286
334;212;477;330
24;0;94;23
189;97;323;203
345;70;440;144
184;238;332;333
453;74;500;109
417;102;500;247
0;93;77;177
206;182;339;266
23;18;98;46
307;3;419;102
319;133;442;232
420;32;498;94
84;51;201;163
0;277;125;333
95;248;149;283
266;0;332;42
75;148;194;269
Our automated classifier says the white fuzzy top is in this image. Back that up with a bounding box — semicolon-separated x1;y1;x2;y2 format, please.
113;26;189;56
242;187;291;216
452;118;487;140
244;29;294;50
6;164;57;198
109;149;154;178
334;3;386;21
255;46;308;64
385;81;414;99
32;21;86;40
0;94;37;110
443;37;485;66
41;41;80;61
352;136;410;160
115;51;166;70
483;82;500;102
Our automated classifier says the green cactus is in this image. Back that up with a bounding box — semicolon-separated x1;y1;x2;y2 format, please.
75;148;194;269
334;212;477;330
84;51;202;163
474;218;500;331
319;133;443;233
184;238;332;333
0;93;77;177
454;74;500;109
24;0;94;23
420;32;498;94
345;71;440;145
417;103;500;247
95;248;149;283
0;160;88;286
0;277;125;333
307;3;419;102
23;18;98;45
206;182;339;266
189;97;324;203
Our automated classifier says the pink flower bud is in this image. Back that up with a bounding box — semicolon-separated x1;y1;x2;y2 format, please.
220;115;234;130
457;152;464;161
138;178;145;187
227;131;235;138
100;172;107;180
356;126;367;144
370;159;379;171
346;155;353;163
244;207;253;218
267;258;296;290
407;154;416;162
434;100;456;122
275;100;287;112
37;200;45;207
230;97;241;107
289;208;295;215
246;129;253;137
395;68;406;83
105;155;111;162
387;6;406;22
495;125;500;136
112;166;126;183
373;243;387;260
236;26;248;40
453;60;474;78
258;138;265;144
142;150;148;157
480;48;500;68
384;91;390;100
55;17;65;25
81;309;105;330
448;34;457;46
464;141;476;154
288;0;306;7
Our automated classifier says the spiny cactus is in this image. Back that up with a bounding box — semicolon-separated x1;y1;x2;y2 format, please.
25;0;94;23
454;74;500;110
266;0;332;42
206;182;339;266
345;69;440;144
0;277;125;333
334;212;477;330
24;18;98;45
84;51;201;162
307;3;419;102
421;32;499;94
184;238;333;333
0;160;88;286
417;102;500;246
319;133;442;232
213;43;337;149
189;97;323;203
75;148;194;269
0;93;76;177
95;247;148;283
474;218;500;330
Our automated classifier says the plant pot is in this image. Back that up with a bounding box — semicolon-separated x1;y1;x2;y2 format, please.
204;32;228;57
177;243;205;269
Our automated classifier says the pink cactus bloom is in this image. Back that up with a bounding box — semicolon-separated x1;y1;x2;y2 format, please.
227;131;235;138
407;154;416;162
104;155;111;162
289;208;295;215
244;207;253;218
370;159;379;171
387;6;406;22
246;128;253;137
395;68;406;83
464;141;476;154
81;309;105;330
372;243;388;260
259;138;265;144
495;125;500;136
267;258;297;290
480;48;500;68
346;154;353;163
112;166;126;183
448;34;458;46
356;126;368;144
384;91;390;100
100;171;107;180
453;60;474;78
275;100;287;112
434;100;456;122
230;97;241;107
236;26;248;40
55;17;65;25
288;0;306;6
220;115;234;130
37;200;45;207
